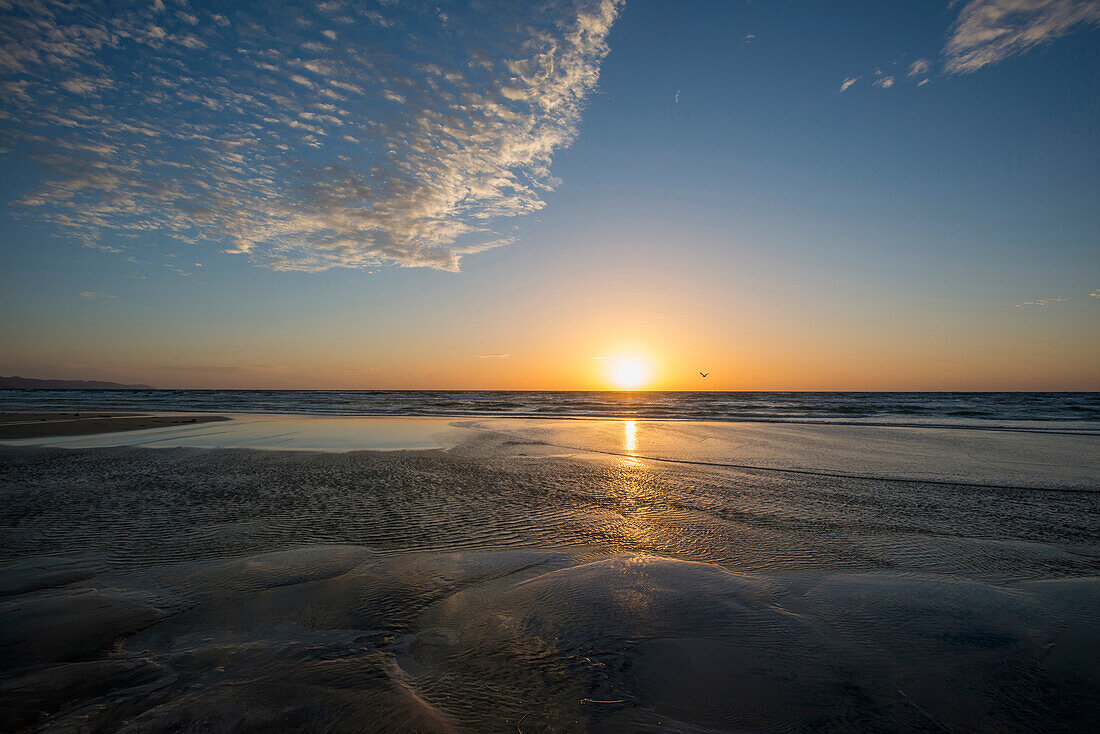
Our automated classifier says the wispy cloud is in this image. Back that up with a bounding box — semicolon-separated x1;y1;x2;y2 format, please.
1016;297;1070;306
477;353;511;359
1;0;623;272
79;291;115;300
842;68;902;93
1090;290;1100;298
842;56;931;95
944;0;1100;73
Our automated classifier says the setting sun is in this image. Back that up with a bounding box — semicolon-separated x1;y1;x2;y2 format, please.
608;357;652;390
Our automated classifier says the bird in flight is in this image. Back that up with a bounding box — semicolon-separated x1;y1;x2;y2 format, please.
699;372;709;377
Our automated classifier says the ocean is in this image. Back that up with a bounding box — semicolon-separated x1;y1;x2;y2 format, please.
2;390;1098;429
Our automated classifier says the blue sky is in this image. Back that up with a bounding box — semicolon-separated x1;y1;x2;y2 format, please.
1;0;1098;389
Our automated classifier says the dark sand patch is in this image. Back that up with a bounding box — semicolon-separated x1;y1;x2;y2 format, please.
0;413;228;439
0;556;99;596
0;590;165;681
0;658;164;732
1;546;1097;732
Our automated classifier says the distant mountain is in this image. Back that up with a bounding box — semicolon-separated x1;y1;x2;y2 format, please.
0;376;155;390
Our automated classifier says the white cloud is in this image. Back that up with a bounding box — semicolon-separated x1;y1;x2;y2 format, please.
0;0;623;272
79;291;115;299
874;75;895;89
908;58;930;76
944;0;1100;73
1016;297;1070;306
839;76;859;93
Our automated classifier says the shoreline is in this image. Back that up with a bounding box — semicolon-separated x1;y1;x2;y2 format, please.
0;408;1097;437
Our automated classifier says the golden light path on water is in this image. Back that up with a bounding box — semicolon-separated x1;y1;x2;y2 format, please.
624;419;637;453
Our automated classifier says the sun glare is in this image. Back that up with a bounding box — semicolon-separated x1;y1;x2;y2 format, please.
609;357;651;390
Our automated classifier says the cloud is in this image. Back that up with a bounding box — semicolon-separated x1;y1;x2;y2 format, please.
1016;297;1070;306
0;0;623;272
908;58;930;76
590;356;615;360
79;291;115;299
839;76;859;93
873;75;895;89
944;0;1100;73
477;353;511;359
1090;290;1100;298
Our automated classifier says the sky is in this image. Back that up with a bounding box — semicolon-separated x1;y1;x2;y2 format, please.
1;0;1098;390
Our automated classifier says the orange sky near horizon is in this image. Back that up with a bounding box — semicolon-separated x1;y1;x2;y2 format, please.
5;306;1097;391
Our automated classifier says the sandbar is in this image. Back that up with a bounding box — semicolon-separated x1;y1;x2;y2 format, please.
0;412;228;439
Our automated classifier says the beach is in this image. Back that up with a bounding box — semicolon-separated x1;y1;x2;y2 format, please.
1;413;1097;732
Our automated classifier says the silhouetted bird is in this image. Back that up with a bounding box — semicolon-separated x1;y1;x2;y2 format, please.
699;372;709;377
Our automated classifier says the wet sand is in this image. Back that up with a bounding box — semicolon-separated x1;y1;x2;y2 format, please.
0;421;1097;732
0;413;228;440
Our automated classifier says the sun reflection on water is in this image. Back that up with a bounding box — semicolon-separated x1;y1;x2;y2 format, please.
624;419;637;453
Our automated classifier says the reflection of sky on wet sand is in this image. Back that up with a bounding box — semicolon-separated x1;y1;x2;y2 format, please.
4;414;1097;492
477;418;1100;491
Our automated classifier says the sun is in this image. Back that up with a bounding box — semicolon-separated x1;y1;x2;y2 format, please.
609;357;652;390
